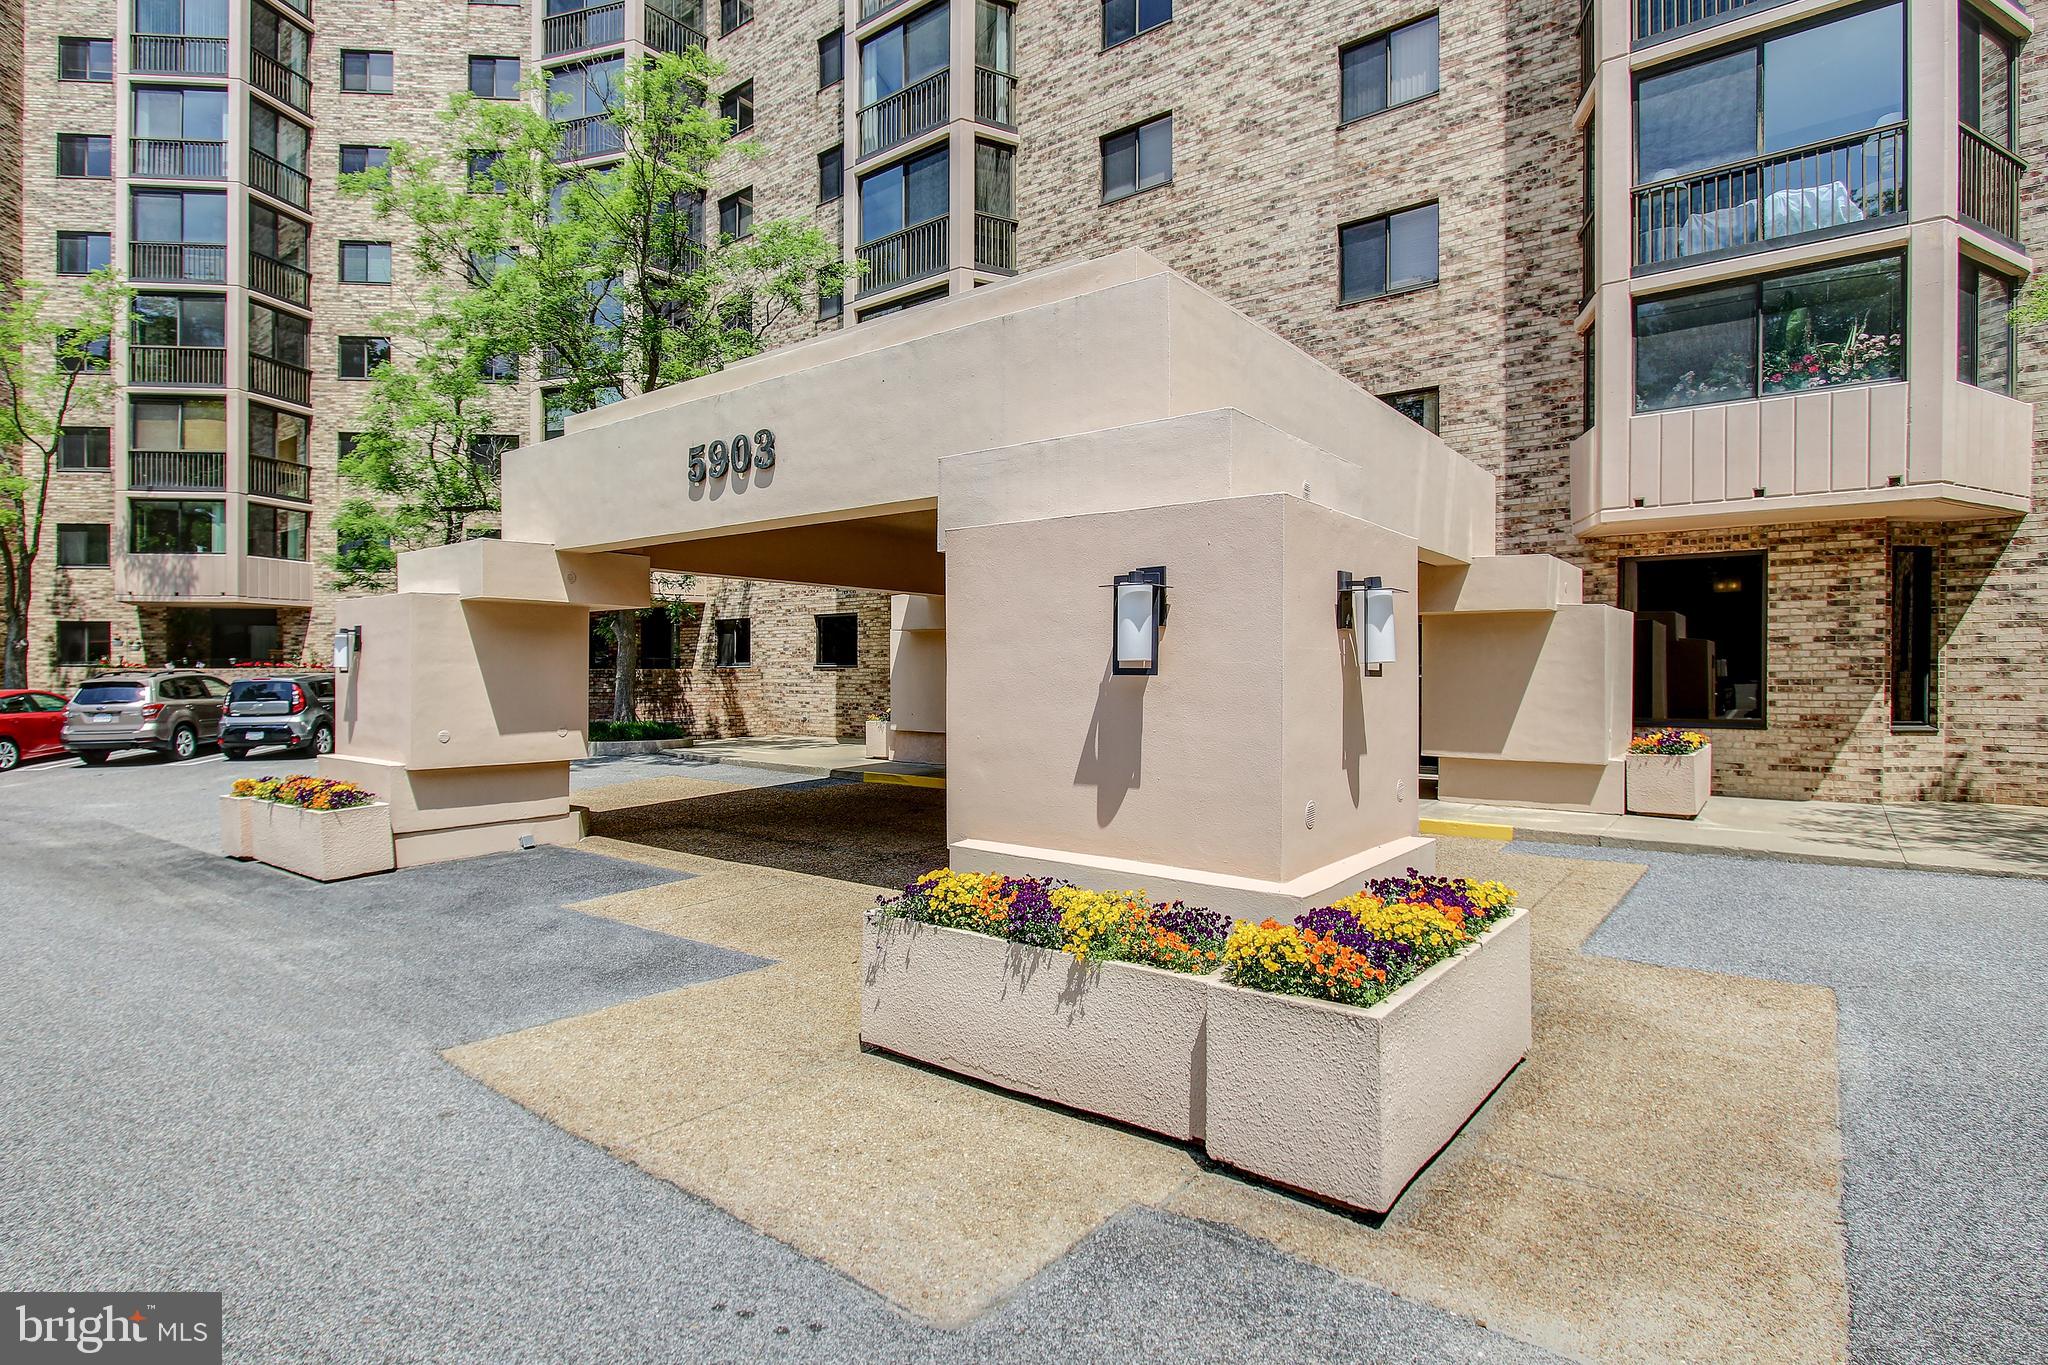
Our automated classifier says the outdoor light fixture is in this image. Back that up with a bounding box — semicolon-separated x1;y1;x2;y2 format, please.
333;626;361;673
1112;566;1168;675
1337;571;1401;670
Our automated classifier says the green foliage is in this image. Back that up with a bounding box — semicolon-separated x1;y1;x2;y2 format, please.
589;720;690;741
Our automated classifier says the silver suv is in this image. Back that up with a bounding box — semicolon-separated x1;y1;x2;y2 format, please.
220;672;336;760
62;670;229;764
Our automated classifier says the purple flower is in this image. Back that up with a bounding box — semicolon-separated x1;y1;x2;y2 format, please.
1153;901;1230;946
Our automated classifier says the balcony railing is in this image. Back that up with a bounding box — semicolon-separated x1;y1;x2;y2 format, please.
128;449;225;492
858;216;947;296
249;354;312;406
1635;0;1790;45
859;69;948;159
131;138;226;179
251;51;312;113
645;5;707;53
543;2;624;54
131;33;229;74
248;454;311;502
1960;125;2024;243
249;252;311;307
129;345;226;386
975;67;1015;127
555;114;625;162
973;213;1015;273
129;241;226;283
1632;123;1904;271
249;149;310;208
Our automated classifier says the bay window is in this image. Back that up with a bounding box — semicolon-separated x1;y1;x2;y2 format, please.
130;499;226;555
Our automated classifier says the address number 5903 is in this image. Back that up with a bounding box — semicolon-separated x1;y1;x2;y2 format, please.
689;429;777;484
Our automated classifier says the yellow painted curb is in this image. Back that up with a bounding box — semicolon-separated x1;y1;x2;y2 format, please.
1420;816;1514;841
860;771;947;789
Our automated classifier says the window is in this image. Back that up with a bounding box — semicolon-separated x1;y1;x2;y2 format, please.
1960;7;2016;151
249;302;309;367
638;609;679;669
469;434;515;477
714;618;751;667
861;5;950;107
133;86;227;142
249;103;309;171
469;56;520;99
338;432;363;462
719;188;754;240
1582;329;1596;433
339;241;393;284
1340;14;1439;123
339;336;391;380
860;145;947;242
247;203;307;274
1959;258;2016;395
131;293;227;348
859;285;947;320
57;134;112;179
1102;0;1170;47
58;622;111;667
1100;115;1172;203
1339;203;1439;302
131;397;227;452
1886;544;1936;728
819;29;844;87
721;0;752;34
133;189;229;251
481;353;518;382
549;57;625;157
1380;388;1439;433
820;288;844;321
249;404;308;463
130;499;227;555
247;503;309;560
819;144;844;202
1633;253;1903;412
58;37;113;82
57;232;112;275
720;81;755;135
341;49;394;93
60;332;111;373
135;0;229;37
58;427;112;471
57;525;110;567
250;6;311;79
340;144;391;174
816;613;859;668
1623;552;1765;725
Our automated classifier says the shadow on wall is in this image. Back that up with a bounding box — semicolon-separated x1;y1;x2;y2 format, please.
1075;660;1145;828
1418;614;1550;755
1340;631;1366;805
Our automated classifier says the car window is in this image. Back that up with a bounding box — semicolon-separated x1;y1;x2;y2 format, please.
162;678;197;701
312;681;334;703
33;693;70;711
74;682;144;705
0;696;28;714
198;676;229;698
230;680;296;704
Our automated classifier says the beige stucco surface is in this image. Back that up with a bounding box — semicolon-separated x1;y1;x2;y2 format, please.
243;800;395;882
1627;746;1715;818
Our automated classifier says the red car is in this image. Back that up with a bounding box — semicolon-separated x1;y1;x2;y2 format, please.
0;689;73;771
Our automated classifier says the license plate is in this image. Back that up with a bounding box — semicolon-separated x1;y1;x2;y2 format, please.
245;731;268;740
90;713;114;724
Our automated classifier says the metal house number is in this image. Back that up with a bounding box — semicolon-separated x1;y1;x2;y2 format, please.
689;428;777;484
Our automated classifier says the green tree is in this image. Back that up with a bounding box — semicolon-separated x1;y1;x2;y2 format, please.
340;46;850;720
0;274;125;688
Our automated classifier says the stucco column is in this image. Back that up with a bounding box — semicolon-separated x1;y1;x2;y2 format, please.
887;594;945;763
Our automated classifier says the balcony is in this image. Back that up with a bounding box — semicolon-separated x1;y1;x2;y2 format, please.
858;216;947;296
249;252;311;307
130;345;225;386
128;449;225;492
248;454;311;502
1632;125;1904;272
975;67;1015;127
1959;126;2024;243
117;550;314;606
859;69;948;160
1635;0;1791;46
251;51;312;113
249;149;310;209
555;114;625;162
131;138;226;180
129;241;226;284
131;34;228;75
543;2;624;55
249;354;312;406
973;213;1015;274
646;4;708;53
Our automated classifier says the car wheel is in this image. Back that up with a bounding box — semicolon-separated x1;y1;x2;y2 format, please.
0;739;18;772
77;751;109;766
171;725;198;761
312;724;334;756
222;747;249;761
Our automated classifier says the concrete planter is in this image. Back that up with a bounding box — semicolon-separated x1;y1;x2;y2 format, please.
1204;907;1531;1214
219;795;254;859
1626;744;1711;818
236;799;396;881
587;737;695;757
860;914;1215;1141
864;718;890;759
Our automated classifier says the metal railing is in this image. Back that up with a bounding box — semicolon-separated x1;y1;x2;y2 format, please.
129;345;225;386
249;149;310;208
249;354;311;406
973;213;1015;273
131;34;228;74
859;69;948;159
248;454;311;501
131;139;226;179
1632;123;1904;270
1635;0;1789;45
129;241;226;283
1960;125;2024;243
249;252;311;306
975;67;1015;126
543;2;624;54
858;216;947;295
251;50;312;112
555;114;625;161
645;4;707;53
128;449;226;492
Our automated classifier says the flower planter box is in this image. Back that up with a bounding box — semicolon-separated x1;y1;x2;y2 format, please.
1626;744;1711;818
1204;907;1531;1214
228;798;396;881
864;718;890;760
860;914;1215;1141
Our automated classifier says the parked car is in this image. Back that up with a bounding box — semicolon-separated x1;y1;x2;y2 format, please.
61;671;229;764
219;672;336;760
0;689;73;771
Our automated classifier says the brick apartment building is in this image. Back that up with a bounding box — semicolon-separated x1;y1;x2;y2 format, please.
3;0;2043;800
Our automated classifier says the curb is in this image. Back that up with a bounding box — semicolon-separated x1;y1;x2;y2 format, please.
1420;816;1514;841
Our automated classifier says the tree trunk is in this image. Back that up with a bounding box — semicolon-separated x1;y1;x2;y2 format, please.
609;609;640;724
2;573;28;690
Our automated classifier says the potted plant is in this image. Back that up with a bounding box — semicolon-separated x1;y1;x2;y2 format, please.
864;710;891;759
1202;873;1530;1215
221;775;395;881
861;871;1227;1141
1626;728;1712;818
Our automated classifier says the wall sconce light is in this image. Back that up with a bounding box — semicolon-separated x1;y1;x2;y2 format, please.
333;625;361;673
1112;566;1168;676
1337;571;1402;670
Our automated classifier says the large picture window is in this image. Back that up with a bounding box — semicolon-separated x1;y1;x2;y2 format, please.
1623;552;1766;726
860;4;949;108
130;499;227;555
1958;258;2016;394
860;146;948;243
247;503;309;560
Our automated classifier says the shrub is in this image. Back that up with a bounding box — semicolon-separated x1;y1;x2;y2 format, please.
231;775;376;810
590;720;690;742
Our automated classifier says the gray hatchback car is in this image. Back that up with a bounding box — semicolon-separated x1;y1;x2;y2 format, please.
62;670;230;763
219;672;336;760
